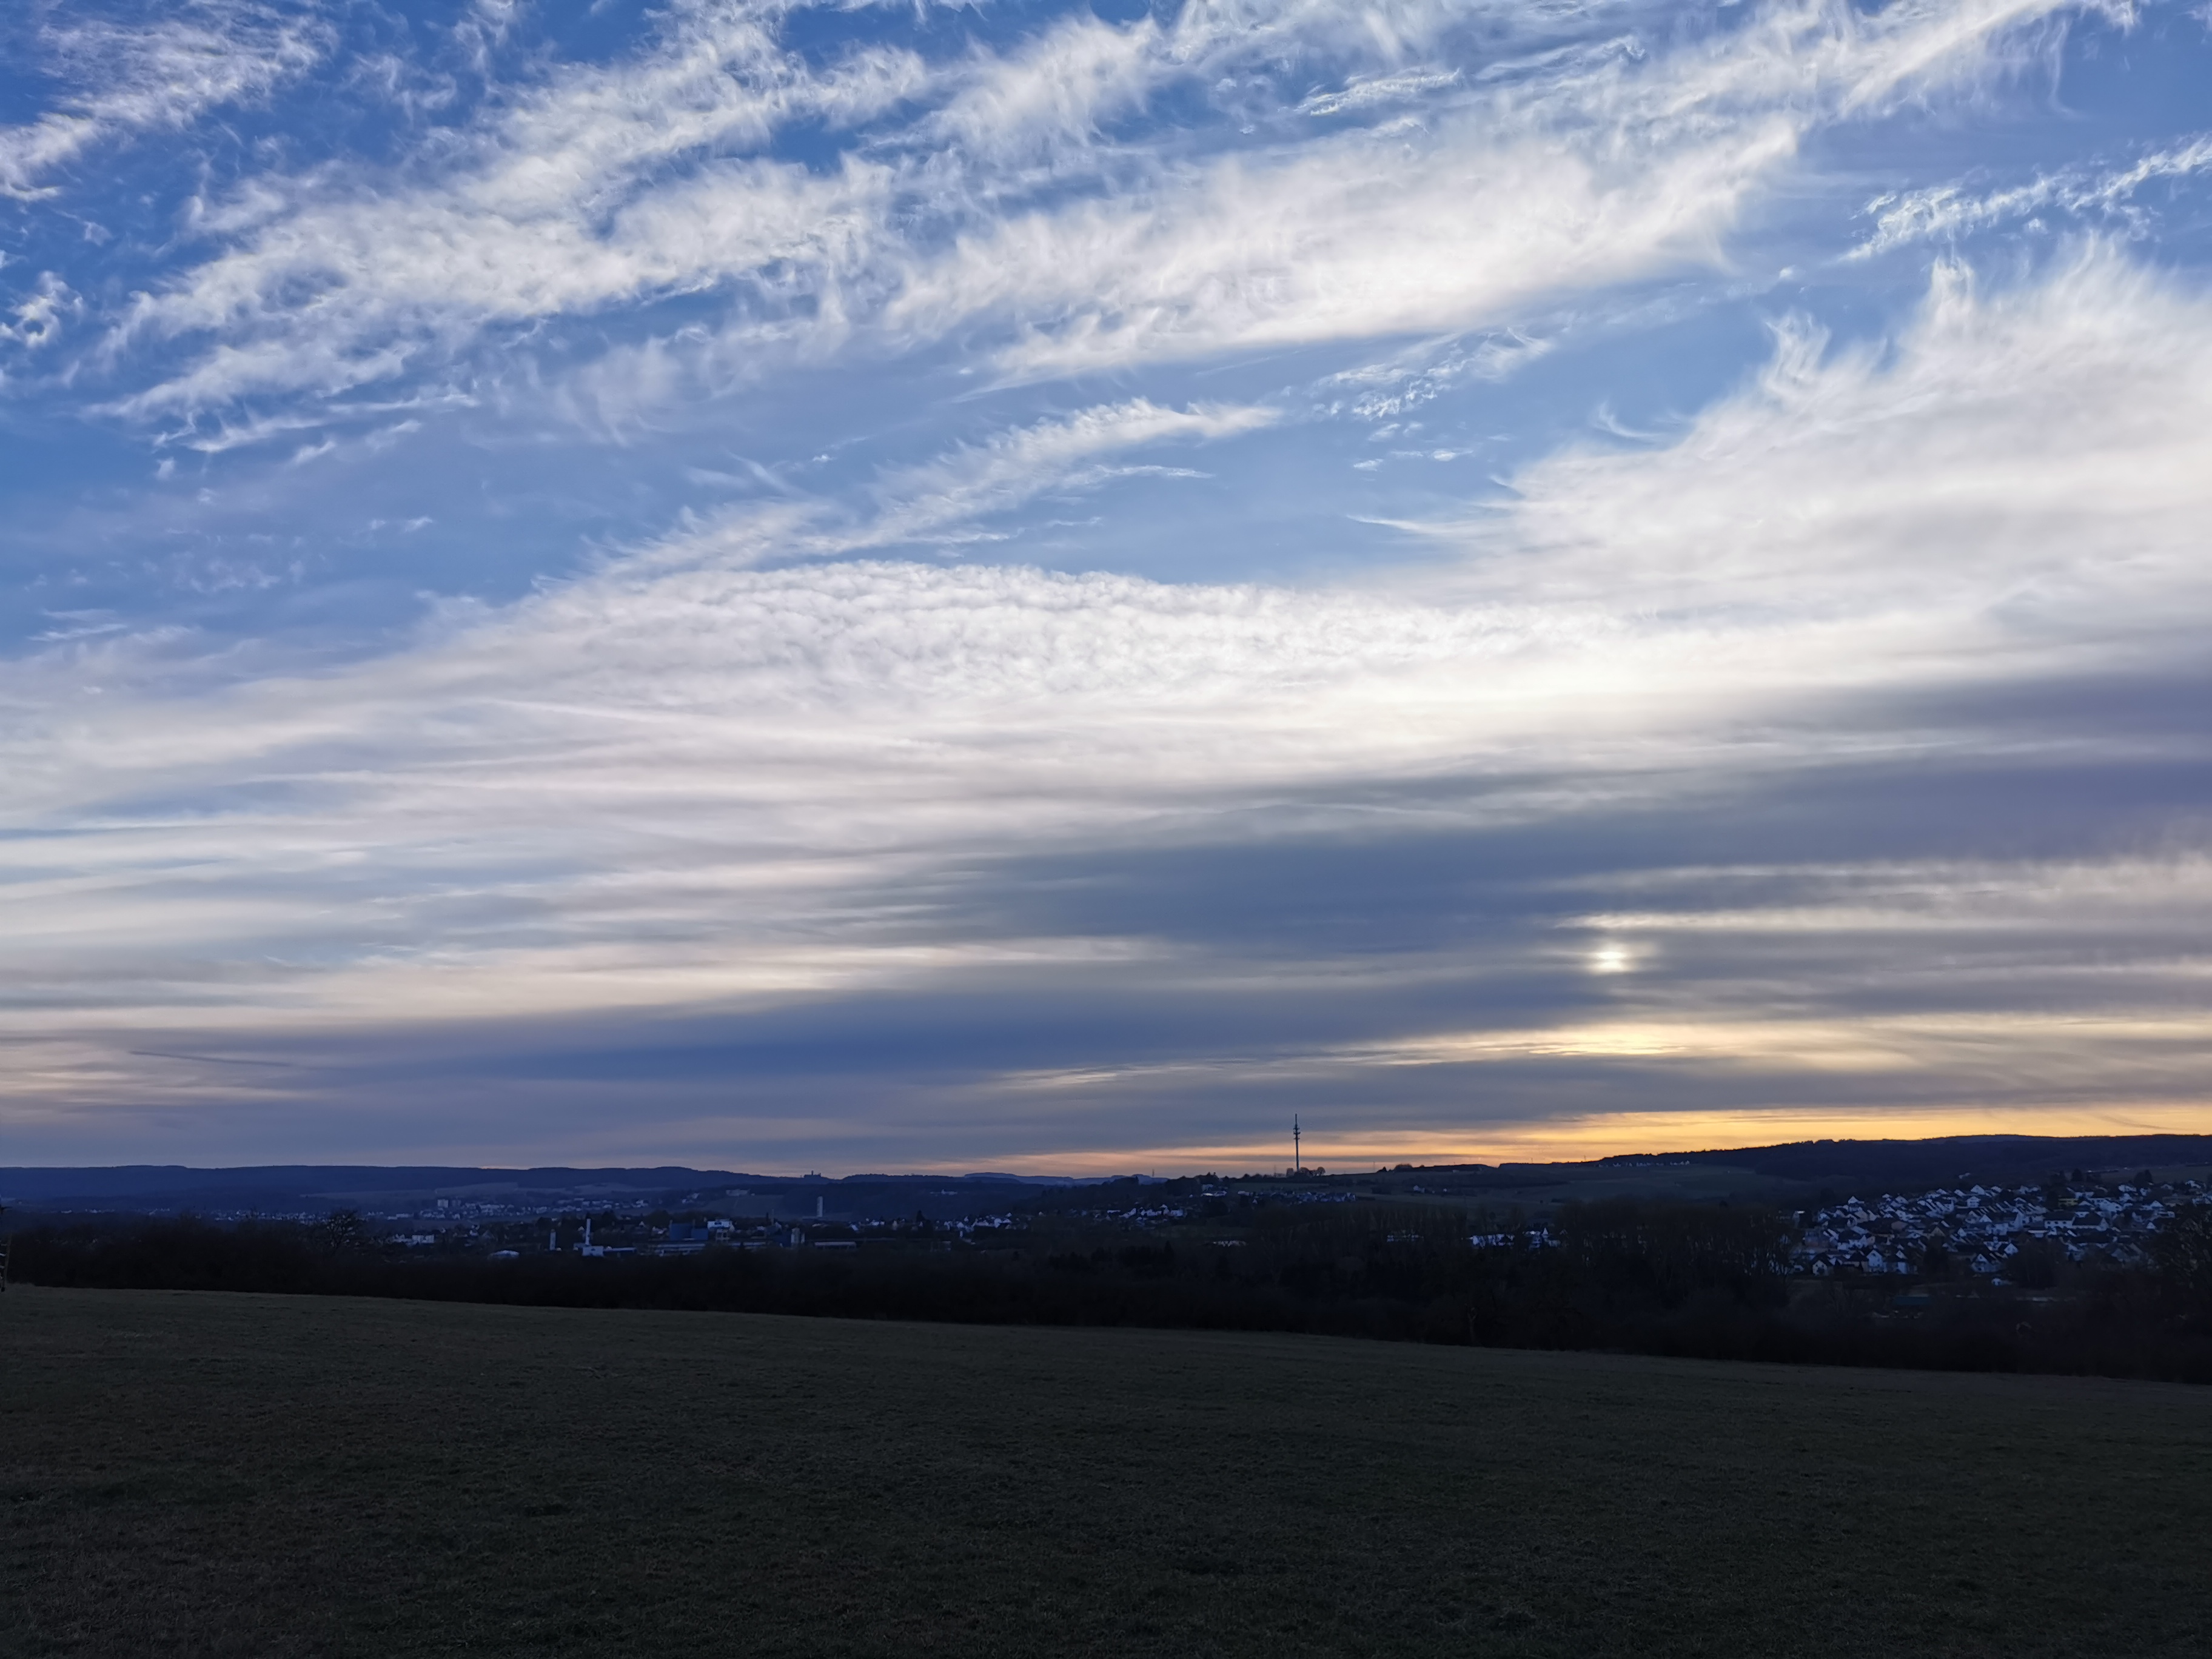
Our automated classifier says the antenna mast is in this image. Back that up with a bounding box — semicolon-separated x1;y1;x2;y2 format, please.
1293;1116;1302;1175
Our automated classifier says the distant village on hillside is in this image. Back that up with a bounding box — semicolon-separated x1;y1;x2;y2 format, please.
1792;1180;2202;1279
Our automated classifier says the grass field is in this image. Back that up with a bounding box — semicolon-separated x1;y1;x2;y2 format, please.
3;1289;2207;1658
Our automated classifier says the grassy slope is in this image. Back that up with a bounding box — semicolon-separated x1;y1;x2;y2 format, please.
2;1289;2207;1659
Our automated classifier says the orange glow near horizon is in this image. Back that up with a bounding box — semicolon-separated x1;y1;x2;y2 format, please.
930;1101;2212;1178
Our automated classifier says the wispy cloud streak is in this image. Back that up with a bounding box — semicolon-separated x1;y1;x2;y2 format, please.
1852;133;2212;258
0;1;328;199
86;0;2085;421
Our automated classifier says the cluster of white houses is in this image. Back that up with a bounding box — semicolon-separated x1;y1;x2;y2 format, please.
1792;1179;2205;1278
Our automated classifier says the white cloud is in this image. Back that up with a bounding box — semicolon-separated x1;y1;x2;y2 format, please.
885;0;2085;375
93;0;2086;419
0;272;81;350
621;397;1278;568
0;2;329;200
859;400;1277;546
1476;243;2212;645
1321;330;1553;421
922;12;1165;166
1296;66;1462;117
1852;133;2212;258
107;0;931;415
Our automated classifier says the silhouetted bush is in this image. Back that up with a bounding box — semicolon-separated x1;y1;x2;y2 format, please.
2152;1201;2212;1324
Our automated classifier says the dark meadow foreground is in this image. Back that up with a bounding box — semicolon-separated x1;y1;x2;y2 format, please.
2;1290;2208;1659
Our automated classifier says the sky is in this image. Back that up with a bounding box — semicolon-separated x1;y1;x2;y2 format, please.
2;0;2210;1174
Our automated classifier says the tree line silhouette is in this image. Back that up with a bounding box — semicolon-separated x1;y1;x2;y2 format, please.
10;1196;2211;1382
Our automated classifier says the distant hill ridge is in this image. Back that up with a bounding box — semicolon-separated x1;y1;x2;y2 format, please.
0;1165;754;1206
5;1132;2208;1215
0;1164;1061;1213
1586;1133;2212;1188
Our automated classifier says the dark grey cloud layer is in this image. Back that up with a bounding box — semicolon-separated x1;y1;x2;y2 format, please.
22;662;2206;1167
